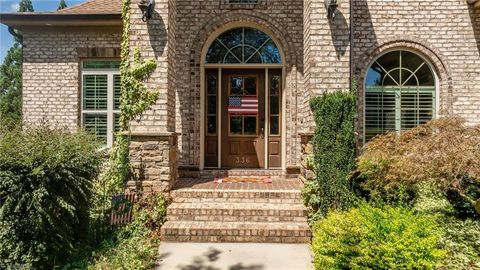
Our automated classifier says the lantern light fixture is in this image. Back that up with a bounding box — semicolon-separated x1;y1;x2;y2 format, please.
324;0;339;20
138;0;154;22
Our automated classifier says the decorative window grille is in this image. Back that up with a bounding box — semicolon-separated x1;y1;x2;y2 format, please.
364;50;436;142
82;60;121;147
206;27;281;64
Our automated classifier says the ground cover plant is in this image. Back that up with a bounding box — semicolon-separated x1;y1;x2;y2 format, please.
64;194;167;270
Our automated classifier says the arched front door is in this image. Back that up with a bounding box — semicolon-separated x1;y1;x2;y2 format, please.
202;26;284;169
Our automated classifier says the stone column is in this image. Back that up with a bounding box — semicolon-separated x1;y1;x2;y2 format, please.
126;0;178;194
299;132;315;183
127;132;178;194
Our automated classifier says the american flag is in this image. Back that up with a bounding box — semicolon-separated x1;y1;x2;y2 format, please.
228;96;258;114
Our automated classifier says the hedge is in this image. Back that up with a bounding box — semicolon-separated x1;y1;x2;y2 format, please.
302;90;357;221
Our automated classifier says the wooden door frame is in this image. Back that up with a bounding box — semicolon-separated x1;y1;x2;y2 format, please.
201;65;284;170
220;69;265;168
199;23;286;171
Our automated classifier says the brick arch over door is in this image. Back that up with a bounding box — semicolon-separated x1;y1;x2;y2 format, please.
180;11;302;167
355;37;453;145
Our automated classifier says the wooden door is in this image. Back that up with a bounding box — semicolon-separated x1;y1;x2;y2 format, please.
221;69;265;168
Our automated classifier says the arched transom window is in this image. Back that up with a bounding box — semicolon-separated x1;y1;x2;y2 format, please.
364;50;436;141
206;27;282;64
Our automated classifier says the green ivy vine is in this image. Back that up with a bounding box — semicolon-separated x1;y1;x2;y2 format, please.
95;0;159;205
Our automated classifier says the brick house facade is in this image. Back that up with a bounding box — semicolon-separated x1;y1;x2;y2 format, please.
1;0;480;194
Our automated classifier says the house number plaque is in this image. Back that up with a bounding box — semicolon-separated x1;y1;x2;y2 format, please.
236;156;251;164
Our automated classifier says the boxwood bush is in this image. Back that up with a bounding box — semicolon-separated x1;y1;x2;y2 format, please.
312;203;445;270
0;126;102;269
302;90;357;221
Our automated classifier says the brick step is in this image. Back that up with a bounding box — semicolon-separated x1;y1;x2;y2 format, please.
201;169;285;178
178;169;286;179
161;221;311;243
167;202;308;222
171;190;303;204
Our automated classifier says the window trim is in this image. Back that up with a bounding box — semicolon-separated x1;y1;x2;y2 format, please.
81;62;120;148
205;27;282;64
363;49;439;144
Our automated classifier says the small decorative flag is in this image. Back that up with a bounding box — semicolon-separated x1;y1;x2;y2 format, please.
228;96;258;114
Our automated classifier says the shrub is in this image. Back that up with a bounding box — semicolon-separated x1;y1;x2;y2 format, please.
312;203;445;270
437;217;480;270
414;183;480;269
302;90;357;221
84;193;167;270
357;117;480;216
0;126;102;269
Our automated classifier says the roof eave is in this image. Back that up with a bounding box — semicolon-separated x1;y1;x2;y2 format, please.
0;13;122;28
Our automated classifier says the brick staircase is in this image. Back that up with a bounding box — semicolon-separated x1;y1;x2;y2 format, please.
161;176;311;243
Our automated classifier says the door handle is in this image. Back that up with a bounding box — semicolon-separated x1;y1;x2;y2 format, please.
260;127;264;139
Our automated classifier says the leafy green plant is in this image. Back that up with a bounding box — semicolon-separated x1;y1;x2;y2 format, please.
98;0;160;198
302;90;357;221
312;203;445;270
438;217;480;270
414;183;480;270
0;126;102;269
79;194;167;270
357;117;480;216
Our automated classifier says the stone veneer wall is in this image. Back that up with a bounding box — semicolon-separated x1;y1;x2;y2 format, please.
353;0;480;144
22;28;121;129
299;133;315;184
127;133;178;193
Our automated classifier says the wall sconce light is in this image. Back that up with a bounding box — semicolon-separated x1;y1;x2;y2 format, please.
324;0;339;20
138;0;154;22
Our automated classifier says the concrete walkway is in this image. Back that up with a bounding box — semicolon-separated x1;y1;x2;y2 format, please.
156;242;313;270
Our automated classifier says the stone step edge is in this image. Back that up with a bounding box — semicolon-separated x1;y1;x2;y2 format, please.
161;235;311;243
161;220;311;233
167;202;307;212
171;189;302;195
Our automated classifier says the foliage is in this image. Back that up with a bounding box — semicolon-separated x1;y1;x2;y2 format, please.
0;126;102;269
62;0;163;269
0;40;22;128
302;90;357;221
57;0;67;10
98;0;160;196
438;217;480;270
357;117;480;216
18;0;34;13
64;194;167;270
312;203;445;270
414;183;480;269
0;44;22;128
0;0;33;129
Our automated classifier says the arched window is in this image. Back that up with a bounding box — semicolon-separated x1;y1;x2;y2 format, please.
206;27;281;64
364;50;436;141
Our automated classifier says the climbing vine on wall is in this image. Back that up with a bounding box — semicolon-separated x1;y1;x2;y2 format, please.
95;0;159;205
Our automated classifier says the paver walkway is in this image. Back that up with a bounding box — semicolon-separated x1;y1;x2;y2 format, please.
156;242;313;270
